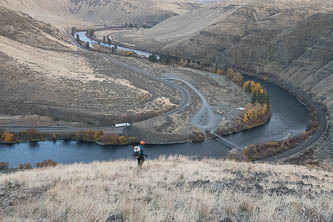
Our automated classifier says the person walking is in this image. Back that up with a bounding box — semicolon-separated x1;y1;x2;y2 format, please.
133;141;146;167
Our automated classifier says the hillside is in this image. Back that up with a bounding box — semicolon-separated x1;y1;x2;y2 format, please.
1;157;332;221
0;0;199;28
111;0;333;168
0;6;183;127
0;2;250;140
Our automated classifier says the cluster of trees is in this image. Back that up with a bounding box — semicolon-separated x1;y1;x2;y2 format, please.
242;133;309;161
2;132;14;143
75;130;136;145
225;68;244;86
239;106;319;161
0;161;9;170
86;30;95;38
159;54;180;65
124;22;138;29
241;81;271;124
71;27;76;36
148;54;158;62
243;81;270;105
36;160;58;168
0;128;137;145
242;103;269;123
18;160;57;170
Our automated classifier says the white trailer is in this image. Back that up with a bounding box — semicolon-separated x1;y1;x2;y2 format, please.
115;123;131;128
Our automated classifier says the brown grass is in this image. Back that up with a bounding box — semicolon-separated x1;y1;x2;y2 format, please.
0;157;332;221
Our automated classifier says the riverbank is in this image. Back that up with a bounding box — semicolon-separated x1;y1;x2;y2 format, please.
232;69;328;161
0;129;139;146
100;28;323;160
70;30;274;144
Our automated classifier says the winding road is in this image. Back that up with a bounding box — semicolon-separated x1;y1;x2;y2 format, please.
165;75;219;131
71;31;222;132
1;30;328;164
2;31;210;135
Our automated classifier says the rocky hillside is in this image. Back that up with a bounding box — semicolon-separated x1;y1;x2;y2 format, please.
1;157;332;221
112;0;333;168
0;0;199;28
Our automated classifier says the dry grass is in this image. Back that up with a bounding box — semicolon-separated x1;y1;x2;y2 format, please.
0;157;332;221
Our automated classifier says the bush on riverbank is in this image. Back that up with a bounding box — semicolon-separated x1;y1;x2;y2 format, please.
0;162;9;170
241;108;320;161
0;129;138;145
36;160;57;168
242;103;269;124
191;132;205;143
226;68;244;86
75;130;138;145
215;104;272;137
18;163;32;170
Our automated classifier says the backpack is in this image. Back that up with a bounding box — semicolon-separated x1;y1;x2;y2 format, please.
133;146;140;157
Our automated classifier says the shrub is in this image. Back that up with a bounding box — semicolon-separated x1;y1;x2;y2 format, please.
192;132;205;143
94;131;104;141
76;130;95;142
216;68;224;75
148;54;158;62
2;132;14;143
0;161;9;170
18;163;32;169
242;103;269;123
36;160;57;168
25;129;40;140
0;128;4;137
226;68;244;86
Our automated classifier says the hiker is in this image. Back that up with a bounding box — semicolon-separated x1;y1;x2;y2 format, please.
133;141;146;167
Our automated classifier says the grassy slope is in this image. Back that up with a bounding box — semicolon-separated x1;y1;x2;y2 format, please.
1;157;332;221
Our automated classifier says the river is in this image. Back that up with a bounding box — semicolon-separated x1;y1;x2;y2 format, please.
76;31;160;59
0;34;310;168
0;75;309;168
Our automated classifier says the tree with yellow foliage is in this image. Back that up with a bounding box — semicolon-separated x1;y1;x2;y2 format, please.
2;132;14;143
243;80;270;104
226;68;244;85
242;103;269;123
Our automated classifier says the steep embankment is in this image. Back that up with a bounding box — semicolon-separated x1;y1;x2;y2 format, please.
1;157;332;221
0;6;182;127
112;0;333;168
0;0;199;28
